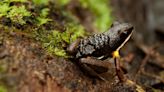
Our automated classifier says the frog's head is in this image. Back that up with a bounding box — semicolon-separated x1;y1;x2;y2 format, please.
108;22;134;51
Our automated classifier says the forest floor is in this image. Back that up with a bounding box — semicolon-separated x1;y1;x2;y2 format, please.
0;0;164;92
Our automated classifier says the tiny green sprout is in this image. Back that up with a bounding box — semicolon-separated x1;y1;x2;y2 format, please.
61;31;71;43
45;44;66;57
7;5;31;24
42;30;67;57
36;17;52;26
9;0;27;3
36;8;52;26
0;3;10;17
55;0;70;6
32;0;49;5
40;8;49;17
0;64;7;73
52;47;67;57
70;25;85;42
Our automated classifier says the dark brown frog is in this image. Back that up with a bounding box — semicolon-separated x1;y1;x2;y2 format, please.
67;22;134;81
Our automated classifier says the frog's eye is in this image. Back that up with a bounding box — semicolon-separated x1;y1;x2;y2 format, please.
123;30;128;34
111;21;120;27
111;23;114;27
124;26;134;35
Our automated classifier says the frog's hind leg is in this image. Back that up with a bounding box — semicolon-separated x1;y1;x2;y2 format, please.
80;57;114;69
79;57;115;81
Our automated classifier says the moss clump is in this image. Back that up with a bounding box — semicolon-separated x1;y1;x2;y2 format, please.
0;0;31;25
9;0;27;3
32;0;49;5
0;85;7;92
36;8;52;26
0;0;88;58
38;24;85;57
0;0;52;26
0;3;11;17
7;5;31;25
55;0;70;6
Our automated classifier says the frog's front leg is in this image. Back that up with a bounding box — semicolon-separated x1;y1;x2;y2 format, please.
114;58;127;82
112;51;127;82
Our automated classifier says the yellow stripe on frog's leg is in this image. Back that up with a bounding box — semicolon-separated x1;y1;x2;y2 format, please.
112;50;120;59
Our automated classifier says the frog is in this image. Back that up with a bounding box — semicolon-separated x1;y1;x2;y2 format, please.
67;21;134;81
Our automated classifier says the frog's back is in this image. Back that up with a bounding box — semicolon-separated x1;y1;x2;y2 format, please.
75;33;112;58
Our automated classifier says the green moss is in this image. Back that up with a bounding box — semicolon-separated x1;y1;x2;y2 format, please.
0;65;7;73
36;8;52;26
32;0;49;5
68;24;85;42
0;1;31;25
7;5;31;24
0;3;11;17
0;85;7;92
0;0;53;26
9;0;27;3
39;24;85;57
36;17;51;26
55;0;70;6
0;1;99;58
79;0;113;32
40;8;49;17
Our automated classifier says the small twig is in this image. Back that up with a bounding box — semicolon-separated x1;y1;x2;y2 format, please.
136;43;164;68
134;43;164;84
134;54;150;81
134;45;155;81
142;70;164;84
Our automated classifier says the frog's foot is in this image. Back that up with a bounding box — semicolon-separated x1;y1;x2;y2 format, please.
67;38;81;55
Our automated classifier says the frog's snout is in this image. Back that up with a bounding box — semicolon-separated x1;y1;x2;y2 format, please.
128;25;134;31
